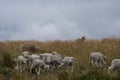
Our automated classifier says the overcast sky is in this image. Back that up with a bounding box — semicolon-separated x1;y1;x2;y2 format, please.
0;0;120;41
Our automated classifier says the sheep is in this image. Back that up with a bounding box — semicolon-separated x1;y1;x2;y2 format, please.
39;53;53;62
23;53;40;66
30;59;50;75
108;59;120;76
89;52;107;67
15;55;27;72
58;57;74;72
39;52;62;69
48;52;63;69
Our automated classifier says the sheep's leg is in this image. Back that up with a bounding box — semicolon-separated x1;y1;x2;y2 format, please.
22;65;24;72
22;64;26;71
103;60;106;66
71;66;73;72
17;64;20;72
89;56;92;65
35;68;38;75
95;61;99;67
18;66;20;72
91;59;94;66
108;69;111;75
15;61;19;71
114;71;117;76
15;65;19;71
30;65;33;74
18;62;21;72
36;68;41;75
66;66;69;72
58;63;64;68
20;65;22;72
99;61;103;67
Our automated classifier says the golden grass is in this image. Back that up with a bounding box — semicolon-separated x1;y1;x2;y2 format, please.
0;38;120;80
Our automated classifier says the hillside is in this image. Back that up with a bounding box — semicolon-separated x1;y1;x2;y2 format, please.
0;38;120;80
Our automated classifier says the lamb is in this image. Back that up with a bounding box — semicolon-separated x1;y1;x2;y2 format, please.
23;53;40;65
58;56;74;72
108;59;120;76
62;57;74;65
30;59;50;75
89;52;107;67
15;55;27;72
39;53;53;62
49;52;62;69
39;52;62;69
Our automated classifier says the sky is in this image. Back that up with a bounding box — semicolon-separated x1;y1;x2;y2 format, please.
0;0;120;41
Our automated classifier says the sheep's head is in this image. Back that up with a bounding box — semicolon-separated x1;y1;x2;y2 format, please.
108;66;113;75
45;57;51;63
69;57;74;62
23;59;27;64
44;65;50;70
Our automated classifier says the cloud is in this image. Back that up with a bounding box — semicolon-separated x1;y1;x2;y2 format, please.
0;0;120;41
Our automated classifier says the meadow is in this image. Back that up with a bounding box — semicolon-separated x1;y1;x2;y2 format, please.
0;38;120;80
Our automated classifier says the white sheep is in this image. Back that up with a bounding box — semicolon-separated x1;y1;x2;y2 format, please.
39;52;62;69
108;59;120;76
39;53;53;62
15;55;27;72
58;56;74;72
30;59;50;75
48;52;63;69
89;52;107;67
23;53;40;66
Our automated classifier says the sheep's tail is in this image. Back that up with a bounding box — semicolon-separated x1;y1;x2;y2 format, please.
103;55;107;60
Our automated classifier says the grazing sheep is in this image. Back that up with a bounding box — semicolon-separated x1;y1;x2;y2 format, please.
39;53;53;61
30;59;50;75
48;52;62;69
24;53;40;66
58;57;74;72
15;55;27;72
108;59;120;76
40;52;62;69
89;52;107;67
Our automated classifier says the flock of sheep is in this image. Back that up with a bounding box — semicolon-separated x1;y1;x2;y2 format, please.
89;52;120;76
14;51;120;76
15;51;74;75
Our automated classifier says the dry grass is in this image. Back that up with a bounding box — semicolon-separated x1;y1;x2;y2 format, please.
0;38;120;80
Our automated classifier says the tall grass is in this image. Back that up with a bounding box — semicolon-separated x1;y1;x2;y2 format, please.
0;38;120;80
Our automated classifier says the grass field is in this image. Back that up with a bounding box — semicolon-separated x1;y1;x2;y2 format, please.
0;38;120;80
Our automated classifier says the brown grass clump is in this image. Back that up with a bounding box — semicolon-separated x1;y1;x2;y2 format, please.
20;42;39;52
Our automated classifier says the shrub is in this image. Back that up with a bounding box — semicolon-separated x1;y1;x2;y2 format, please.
20;43;39;52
